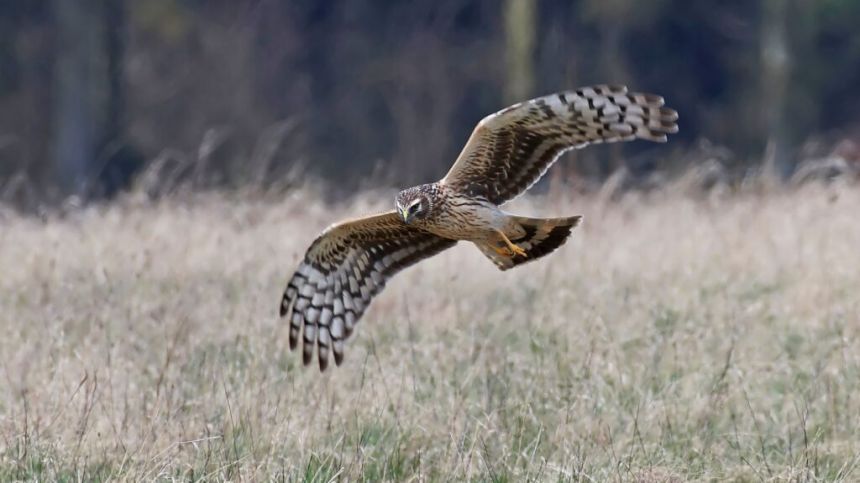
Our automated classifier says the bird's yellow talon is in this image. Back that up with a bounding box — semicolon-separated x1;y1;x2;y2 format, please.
510;244;527;257
494;230;527;258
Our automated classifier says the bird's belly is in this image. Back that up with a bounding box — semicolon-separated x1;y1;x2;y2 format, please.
424;202;503;241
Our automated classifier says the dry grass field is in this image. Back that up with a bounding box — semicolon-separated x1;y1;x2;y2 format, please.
1;184;859;481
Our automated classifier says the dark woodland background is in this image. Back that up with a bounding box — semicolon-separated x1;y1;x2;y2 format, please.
2;0;860;209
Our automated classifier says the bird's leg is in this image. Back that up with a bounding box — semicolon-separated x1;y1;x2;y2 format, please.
494;230;527;257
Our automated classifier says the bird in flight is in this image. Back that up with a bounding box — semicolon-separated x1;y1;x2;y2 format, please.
280;85;678;370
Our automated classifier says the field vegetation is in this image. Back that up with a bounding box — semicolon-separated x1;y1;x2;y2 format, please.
1;182;859;481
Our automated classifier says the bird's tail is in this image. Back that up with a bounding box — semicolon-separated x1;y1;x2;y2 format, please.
476;215;582;271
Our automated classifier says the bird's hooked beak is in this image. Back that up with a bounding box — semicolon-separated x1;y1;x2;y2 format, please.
399;207;411;224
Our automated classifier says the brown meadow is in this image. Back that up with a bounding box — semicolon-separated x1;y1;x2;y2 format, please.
1;184;858;481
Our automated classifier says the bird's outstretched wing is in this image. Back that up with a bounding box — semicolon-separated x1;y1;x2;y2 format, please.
442;85;679;205
279;211;456;370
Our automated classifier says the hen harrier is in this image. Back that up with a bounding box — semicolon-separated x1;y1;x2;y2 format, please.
280;85;678;370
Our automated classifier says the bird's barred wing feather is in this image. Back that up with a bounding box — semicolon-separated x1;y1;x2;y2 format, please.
442;85;679;205
279;211;456;371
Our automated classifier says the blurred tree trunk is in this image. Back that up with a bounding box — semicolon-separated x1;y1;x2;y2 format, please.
504;0;536;102
104;0;125;148
53;0;115;197
760;0;791;179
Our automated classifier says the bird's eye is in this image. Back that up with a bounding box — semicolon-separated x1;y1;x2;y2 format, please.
409;203;421;214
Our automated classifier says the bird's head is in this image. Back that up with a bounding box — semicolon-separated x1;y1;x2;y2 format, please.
395;186;432;224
